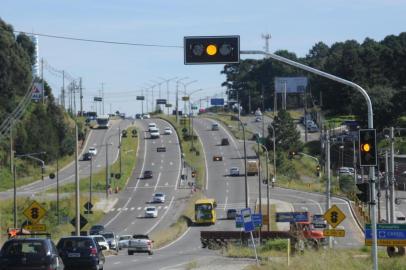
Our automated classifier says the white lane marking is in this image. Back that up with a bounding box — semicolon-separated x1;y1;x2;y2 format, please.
169;140;172;143
132;259;138;262
137;207;142;210
160;166;163;169
117;208;122;211
123;208;128;211
145;183;149;187
145;196;174;234
114;261;121;265
152;162;155;166
164;206;168;209
158;206;162;210
169;162;173;166
226;182;229;186
156;227;191;251
154;172;162;191
161;160;164;163
111;208;115;212
224;196;228;210
226;189;229;193
152;141;156;144
130;207;135;211
165;182;169;186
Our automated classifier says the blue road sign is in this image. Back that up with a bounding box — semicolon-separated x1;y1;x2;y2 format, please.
235;214;243;228
210;98;224;106
252;214;263;228
275;212;309;223
241;208;254;232
365;224;406;246
312;214;326;228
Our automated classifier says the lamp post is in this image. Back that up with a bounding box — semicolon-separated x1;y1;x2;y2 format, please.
181;80;197;116
187;88;204;151
258;143;270;231
268;122;276;187
236;118;248;208
175;77;189;123
158;77;178;115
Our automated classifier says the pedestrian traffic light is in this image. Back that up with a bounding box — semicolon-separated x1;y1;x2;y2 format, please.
356;182;370;203
359;129;377;166
316;165;321;177
184;36;240;64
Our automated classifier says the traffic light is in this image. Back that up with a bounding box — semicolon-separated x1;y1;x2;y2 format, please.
184;36;240;64
316;165;321;177
191;171;196;178
359;129;377;166
288;151;296;159
356;182;370;203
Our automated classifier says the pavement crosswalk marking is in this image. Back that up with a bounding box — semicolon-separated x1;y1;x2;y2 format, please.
152;162;155;166
123;208;128;211
158;206;162;210
130;207;135;211
145;183;149;187
117;208;122;211
111;208;115;212
169;162;173;165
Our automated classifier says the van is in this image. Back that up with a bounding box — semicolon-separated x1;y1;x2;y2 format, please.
247;160;259;176
211;123;219;131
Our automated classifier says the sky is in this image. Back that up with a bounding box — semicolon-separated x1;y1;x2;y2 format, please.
2;0;406;116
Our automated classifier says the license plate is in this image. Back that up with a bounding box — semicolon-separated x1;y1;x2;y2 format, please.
68;253;80;257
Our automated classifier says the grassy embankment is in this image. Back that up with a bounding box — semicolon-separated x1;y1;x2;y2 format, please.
52;126;139;193
151;115;206;248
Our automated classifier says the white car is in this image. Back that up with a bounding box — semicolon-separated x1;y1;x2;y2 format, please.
150;131;160;139
90;235;109;251
164;127;172;135
152;192;166;203
143;114;151;119
149;126;159;132
230;167;240;176
118;235;132;250
88;147;97;156
145;206;158;218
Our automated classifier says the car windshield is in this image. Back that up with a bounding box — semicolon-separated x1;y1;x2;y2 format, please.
91;225;103;230
154;193;163;197
2;240;46;256
102;233;114;238
146;207;156;211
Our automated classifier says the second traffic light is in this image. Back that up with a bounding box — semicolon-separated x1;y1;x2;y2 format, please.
359;129;377;166
356;182;370;203
184;36;240;64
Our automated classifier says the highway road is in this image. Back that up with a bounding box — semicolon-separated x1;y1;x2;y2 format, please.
0;119;129;198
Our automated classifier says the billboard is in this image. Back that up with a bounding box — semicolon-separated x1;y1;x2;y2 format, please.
156;99;167;105
210;98;224;106
274;77;308;93
31;83;43;101
136;96;145;101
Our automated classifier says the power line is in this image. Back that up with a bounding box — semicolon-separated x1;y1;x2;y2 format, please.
14;30;183;49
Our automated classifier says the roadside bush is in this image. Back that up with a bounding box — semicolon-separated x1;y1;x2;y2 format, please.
260;239;288;252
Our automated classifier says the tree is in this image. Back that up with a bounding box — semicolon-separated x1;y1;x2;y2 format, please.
267;110;301;152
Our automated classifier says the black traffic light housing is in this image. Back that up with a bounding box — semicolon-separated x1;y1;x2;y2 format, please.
356;182;370;203
184;36;240;64
359;129;377;166
316;165;321;177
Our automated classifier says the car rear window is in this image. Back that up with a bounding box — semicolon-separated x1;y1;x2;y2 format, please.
91;225;104;230
2;240;46;256
146;207;155;211
94;237;105;242
120;236;131;240
58;238;94;249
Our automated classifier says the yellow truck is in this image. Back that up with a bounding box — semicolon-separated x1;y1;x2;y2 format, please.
247;160;259;176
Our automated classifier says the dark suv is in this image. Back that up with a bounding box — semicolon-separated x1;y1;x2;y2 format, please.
143;170;153;179
221;138;229;146
57;236;105;270
0;237;64;270
89;224;105;235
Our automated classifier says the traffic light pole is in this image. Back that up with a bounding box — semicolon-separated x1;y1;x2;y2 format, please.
240;49;377;270
389;127;395;223
325;130;332;248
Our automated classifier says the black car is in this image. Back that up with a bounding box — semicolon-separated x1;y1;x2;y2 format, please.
143;170;153;179
0;237;64;270
82;152;92;161
89;224;105;235
57;236;105;270
221;138;229;146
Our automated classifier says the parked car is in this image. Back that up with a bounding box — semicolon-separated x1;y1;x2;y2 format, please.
88;147;97;156
229;167;240;176
164;127;172;135
127;234;154;255
152;192;166;203
82;152;92;161
118;235;132;250
57;236;105;270
0;237;64;270
89;235;109;251
221;138;229;146
89;224;105;235
143;170;153;179
100;231;118;251
226;209;237;220
145;206;158;218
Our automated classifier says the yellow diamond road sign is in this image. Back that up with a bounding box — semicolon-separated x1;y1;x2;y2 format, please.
323;204;346;228
23;201;47;224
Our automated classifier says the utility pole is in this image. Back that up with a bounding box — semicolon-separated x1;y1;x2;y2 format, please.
73;81;77;116
257;140;262;215
89;155;93;206
389;127;395;223
56;158;60;224
10;118;13;174
353;138;357;184
176;82;179;123
385;150;390;222
101;83;105;115
325;130;332;248
106;142;109;198
74;123;80;235
13;163;16;228
79;78;83;116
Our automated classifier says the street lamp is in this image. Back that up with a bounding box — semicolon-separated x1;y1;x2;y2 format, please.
236;118;248;208
175;77;189;123
158;77;178;115
258;143;270;231
181;80;198;116
268;122;276;187
13;152;46;228
186;88;204;151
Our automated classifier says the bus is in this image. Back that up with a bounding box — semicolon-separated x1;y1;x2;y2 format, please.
194;198;217;225
96;115;110;129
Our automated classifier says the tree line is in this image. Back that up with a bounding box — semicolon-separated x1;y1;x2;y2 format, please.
221;32;406;129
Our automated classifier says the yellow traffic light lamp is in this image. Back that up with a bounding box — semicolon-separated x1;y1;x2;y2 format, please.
359;129;377;166
206;44;217;56
361;143;371;152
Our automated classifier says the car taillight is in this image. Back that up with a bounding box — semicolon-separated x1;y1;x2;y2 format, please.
90;247;98;256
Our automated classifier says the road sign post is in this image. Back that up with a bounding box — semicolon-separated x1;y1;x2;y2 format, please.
240;208;259;265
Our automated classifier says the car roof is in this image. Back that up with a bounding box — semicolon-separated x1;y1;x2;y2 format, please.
146;206;156;209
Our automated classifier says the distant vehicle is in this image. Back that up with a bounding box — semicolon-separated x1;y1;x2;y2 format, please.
156;147;166;152
118;235;132;250
213;155;223;161
226;209;237;220
194;198;217;225
0;237;64;270
88;147;97;156
164;127;172;135
247;160;259;176
338;167;354;175
135;114;143;119
89;224;104;235
150;131;160;138
143;170;153;179
82;152;92;161
229;167;240;176
152;192;166;203
221;138;229;146
100;231;118;252
148;122;157;128
96;115;110;129
89;235;109;251
255;108;262;116
307;125;319;133
57;236;105;270
145;206;158;218
255;116;261;122
127;234;154;255
211;123;219;131
149;126;159;132
252;132;262;141
143;114;151;119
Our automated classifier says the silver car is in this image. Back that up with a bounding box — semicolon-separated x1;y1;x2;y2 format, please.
118;235;132;250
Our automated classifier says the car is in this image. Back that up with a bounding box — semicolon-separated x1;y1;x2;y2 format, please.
145;206;158;218
307;125;319;133
148;126;159;132
143;170;153;179
89;224;105;235
127;234;154;255
135;114;143;119
143;114;151;119
213;155;223;161
152;192;166;203
82;152;92;161
157;147;166;152
226;209;237;219
164;127;172;135
88;147;97;156
57;236;105;270
150;131;160;138
230;167;240;176
89;235;109;251
252;133;262;141
0;237;64;270
100;231;118;251
221;138;230;146
338;167;354;175
211;123;219;131
118;235;132;250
